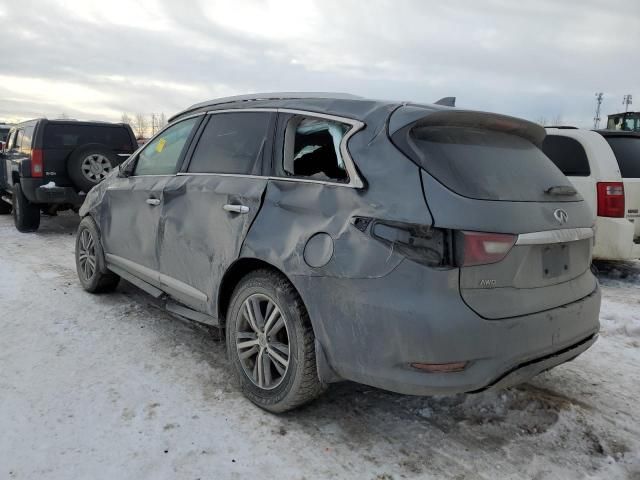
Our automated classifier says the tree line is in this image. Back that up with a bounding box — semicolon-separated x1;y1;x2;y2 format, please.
121;112;168;139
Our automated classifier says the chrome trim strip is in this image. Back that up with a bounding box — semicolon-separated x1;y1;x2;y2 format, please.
105;254;208;303
106;254;160;286
176;171;355;188
515;227;595;245
202;107;365;189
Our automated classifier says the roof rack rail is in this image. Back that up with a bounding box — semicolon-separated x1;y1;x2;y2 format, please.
544;125;578;129
170;92;363;122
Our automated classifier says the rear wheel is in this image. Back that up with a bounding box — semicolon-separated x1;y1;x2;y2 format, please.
226;269;325;412
75;216;120;293
12;184;40;232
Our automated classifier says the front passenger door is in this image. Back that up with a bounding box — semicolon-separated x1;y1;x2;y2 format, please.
100;116;201;286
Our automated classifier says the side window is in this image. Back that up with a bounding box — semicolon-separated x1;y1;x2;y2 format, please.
188;112;271;174
134;117;199;176
13;130;24;151
281;116;351;182
541;135;591;176
21;125;34;152
6;130;16;150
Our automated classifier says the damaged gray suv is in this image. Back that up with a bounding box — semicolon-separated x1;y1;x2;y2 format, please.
75;93;601;412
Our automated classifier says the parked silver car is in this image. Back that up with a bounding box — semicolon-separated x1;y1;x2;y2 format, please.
75;93;600;412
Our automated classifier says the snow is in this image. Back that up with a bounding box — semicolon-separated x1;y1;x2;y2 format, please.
41;181;57;189
0;212;639;479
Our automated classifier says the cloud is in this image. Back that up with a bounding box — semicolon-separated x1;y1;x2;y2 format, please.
0;0;637;126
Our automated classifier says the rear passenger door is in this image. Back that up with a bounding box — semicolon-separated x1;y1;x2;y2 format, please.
158;110;275;314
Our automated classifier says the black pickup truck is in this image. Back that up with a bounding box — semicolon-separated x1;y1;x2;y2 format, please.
0;119;137;231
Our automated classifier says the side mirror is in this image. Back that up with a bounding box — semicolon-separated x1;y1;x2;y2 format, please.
119;157;136;177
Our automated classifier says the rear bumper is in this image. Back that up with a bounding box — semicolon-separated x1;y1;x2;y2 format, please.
295;259;601;396
593;216;640;260
21;178;84;206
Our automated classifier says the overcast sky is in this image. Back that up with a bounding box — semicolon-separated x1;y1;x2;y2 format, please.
0;0;638;127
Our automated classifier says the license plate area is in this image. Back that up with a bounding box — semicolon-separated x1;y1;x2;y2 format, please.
542;243;570;279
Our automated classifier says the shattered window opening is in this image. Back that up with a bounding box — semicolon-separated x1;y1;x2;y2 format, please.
283;116;350;182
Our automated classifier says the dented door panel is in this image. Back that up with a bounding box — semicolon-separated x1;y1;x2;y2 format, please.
159;174;269;313
99;175;171;276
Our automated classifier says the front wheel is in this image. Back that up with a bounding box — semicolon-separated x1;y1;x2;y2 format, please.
75;216;120;293
226;270;325;412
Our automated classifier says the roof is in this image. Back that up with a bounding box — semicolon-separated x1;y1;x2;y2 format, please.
168;92;444;123
593;129;640;138
11;118;127;128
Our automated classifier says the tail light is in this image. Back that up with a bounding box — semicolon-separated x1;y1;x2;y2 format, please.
597;182;625;218
31;148;44;177
458;231;516;267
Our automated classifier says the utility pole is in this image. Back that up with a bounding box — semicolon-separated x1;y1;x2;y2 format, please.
594;92;603;129
623;94;633;113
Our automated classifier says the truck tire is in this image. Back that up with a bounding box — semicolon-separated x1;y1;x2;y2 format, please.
226;269;326;412
68;144;118;192
75;216;120;293
13;184;40;232
0;198;11;214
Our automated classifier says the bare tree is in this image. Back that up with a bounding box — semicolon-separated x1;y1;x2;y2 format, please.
120;112;132;125
132;113;148;139
535;116;548;126
551;114;563;126
159;113;167;129
59;112;69;119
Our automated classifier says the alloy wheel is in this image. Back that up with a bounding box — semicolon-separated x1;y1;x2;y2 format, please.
81;154;112;183
235;293;291;390
78;228;97;281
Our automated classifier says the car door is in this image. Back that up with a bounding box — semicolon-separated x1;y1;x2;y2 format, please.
158;110;275;314
100;116;202;287
4;128;26;187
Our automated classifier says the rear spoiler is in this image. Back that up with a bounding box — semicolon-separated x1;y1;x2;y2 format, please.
389;106;546;147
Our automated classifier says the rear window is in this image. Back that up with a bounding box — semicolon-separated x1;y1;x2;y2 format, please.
604;137;640;178
403;126;576;202
541;135;590;176
44;124;133;151
0;128;9;142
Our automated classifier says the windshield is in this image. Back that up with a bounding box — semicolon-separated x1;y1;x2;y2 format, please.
608;114;640;132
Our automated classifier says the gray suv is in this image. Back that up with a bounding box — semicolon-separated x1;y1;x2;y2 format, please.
75;93;601;412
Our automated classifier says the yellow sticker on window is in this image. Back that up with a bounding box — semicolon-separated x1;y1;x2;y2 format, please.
155;138;167;153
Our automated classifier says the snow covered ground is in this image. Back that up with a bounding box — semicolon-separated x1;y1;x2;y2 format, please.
0;212;639;480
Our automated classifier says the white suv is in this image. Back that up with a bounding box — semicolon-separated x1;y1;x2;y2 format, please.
543;127;640;261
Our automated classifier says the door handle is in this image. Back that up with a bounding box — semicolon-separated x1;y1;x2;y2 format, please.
146;198;161;206
223;204;249;214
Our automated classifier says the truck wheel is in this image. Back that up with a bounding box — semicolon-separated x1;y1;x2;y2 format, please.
0;198;11;214
68;144;118;192
13;184;40;232
226;269;326;413
75;216;120;293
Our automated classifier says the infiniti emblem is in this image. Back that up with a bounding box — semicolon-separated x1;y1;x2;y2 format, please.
554;208;568;224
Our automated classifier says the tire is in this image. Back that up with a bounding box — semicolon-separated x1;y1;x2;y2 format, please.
75;216;120;293
67;144;118;192
12;184;40;232
0;198;11;215
226;269;326;413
